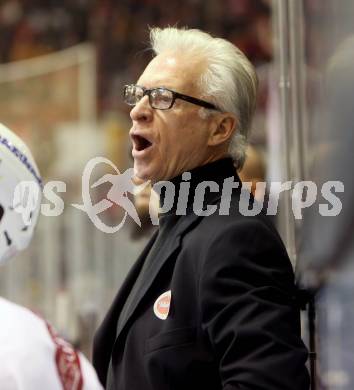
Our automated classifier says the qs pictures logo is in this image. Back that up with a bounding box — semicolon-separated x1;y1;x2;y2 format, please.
12;156;345;233
72;157;148;233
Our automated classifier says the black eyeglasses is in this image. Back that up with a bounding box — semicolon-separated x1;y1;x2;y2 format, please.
123;84;219;111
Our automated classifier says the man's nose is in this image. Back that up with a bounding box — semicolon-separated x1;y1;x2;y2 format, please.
130;95;153;122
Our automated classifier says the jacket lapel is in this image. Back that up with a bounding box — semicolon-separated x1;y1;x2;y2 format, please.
93;230;158;383
115;211;202;341
112;230;158;314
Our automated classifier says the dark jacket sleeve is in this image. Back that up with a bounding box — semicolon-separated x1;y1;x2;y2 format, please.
199;218;310;390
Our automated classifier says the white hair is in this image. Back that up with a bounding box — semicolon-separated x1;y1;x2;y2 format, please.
150;27;258;169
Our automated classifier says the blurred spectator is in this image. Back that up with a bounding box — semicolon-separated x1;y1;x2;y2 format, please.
0;0;273;113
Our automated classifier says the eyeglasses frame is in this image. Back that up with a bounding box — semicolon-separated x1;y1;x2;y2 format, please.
123;84;220;111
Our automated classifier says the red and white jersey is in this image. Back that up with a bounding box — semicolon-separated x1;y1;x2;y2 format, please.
0;297;103;390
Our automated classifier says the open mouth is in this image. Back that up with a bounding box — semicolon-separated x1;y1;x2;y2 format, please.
132;134;152;152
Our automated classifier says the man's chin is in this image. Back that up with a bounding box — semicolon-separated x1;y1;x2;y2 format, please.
133;158;166;183
133;165;154;183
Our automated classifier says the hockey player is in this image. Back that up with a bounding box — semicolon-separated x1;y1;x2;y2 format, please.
0;123;103;390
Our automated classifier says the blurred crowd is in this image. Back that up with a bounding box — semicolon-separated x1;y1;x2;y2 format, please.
0;0;272;112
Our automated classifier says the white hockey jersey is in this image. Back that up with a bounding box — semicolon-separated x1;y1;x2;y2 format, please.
0;297;103;390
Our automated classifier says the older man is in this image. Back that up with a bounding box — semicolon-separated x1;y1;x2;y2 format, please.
93;27;310;390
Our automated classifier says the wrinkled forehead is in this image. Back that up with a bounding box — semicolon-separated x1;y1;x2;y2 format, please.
137;53;205;95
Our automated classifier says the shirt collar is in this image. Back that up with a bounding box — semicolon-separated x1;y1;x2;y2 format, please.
158;157;238;218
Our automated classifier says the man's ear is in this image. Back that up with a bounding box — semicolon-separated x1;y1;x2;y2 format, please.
208;113;237;146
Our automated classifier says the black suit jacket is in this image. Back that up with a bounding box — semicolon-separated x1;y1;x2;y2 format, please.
93;163;310;390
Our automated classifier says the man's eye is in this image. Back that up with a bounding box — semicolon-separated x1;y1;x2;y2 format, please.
157;93;170;102
152;90;171;104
